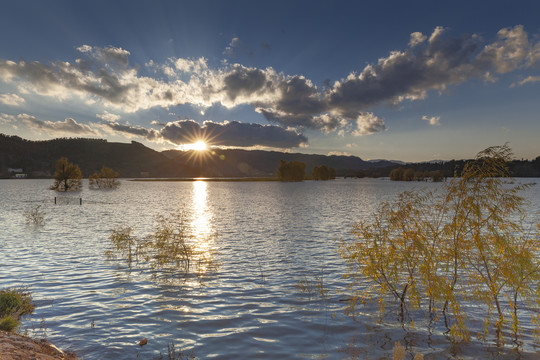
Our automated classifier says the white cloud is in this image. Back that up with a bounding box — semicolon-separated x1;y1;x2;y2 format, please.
510;75;540;88
328;151;352;156
19;114;99;136
223;37;241;57
0;113;17;123
409;32;427;47
96;111;121;122
422;115;441;126
0;93;25;106
353;113;386;136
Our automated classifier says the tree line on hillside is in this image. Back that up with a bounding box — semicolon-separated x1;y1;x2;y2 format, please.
345;156;540;179
50;157;120;191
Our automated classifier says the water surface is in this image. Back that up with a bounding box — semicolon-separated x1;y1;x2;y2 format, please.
1;178;539;359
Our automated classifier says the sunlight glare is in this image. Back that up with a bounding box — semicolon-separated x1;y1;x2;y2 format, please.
192;140;207;151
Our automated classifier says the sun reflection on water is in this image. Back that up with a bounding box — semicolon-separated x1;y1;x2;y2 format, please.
189;181;216;276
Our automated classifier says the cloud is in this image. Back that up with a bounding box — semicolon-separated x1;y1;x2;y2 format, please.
102;121;159;139
96;111;121;122
0;93;25;106
353;113;387;136
223;37;242;57
19;114;99;135
328;151;352;156
422;115;441;126
1;25;539;137
409;32;427;47
0;113;17;124
510;75;540;88
104;119;307;149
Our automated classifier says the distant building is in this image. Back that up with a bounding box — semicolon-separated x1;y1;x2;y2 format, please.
8;168;23;173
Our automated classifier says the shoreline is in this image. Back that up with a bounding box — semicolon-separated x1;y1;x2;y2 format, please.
0;330;77;359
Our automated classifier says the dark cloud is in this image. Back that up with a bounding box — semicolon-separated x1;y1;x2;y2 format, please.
106;119;307;149
202;120;307;148
104;122;159;139
222;65;273;101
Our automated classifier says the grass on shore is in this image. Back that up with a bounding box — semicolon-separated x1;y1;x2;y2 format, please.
0;288;34;332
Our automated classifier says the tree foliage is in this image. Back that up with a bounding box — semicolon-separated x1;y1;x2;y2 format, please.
340;145;540;343
89;166;120;189
312;165;336;180
390;167;446;182
50;157;82;191
106;211;218;280
0;288;34;332
277;160;306;181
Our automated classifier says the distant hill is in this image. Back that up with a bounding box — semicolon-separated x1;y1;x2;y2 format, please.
0;134;198;178
2;134;538;178
162;148;397;177
0;134;398;178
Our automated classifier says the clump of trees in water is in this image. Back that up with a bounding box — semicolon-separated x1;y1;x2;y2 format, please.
106;211;218;281
89;166;120;189
277;160;306;181
311;165;336;180
50;158;120;191
389;167;445;182
340;145;540;343
277;160;337;181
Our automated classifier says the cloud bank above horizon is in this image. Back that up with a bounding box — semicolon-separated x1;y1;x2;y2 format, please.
1;25;539;151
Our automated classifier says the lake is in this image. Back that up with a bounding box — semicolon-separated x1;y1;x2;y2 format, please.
1;178;539;359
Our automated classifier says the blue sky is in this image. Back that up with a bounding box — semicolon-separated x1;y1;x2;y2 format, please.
1;0;539;162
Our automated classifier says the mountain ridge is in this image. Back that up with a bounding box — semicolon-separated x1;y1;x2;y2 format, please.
0;134;398;178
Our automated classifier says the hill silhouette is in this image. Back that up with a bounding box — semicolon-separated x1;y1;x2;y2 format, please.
2;134;538;178
0;134;396;178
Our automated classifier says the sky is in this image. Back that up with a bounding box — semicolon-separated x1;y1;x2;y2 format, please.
0;0;539;162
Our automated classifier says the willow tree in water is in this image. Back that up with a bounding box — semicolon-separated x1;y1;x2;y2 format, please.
50;157;82;192
340;144;540;343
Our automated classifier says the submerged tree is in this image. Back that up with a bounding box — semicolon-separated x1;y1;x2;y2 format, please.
106;211;218;281
89;166;120;189
277;160;306;181
340;144;540;343
50;157;82;191
312;165;336;180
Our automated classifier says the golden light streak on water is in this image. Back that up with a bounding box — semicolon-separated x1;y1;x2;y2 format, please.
189;180;215;275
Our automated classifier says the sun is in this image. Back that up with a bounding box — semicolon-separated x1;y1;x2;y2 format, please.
184;140;208;151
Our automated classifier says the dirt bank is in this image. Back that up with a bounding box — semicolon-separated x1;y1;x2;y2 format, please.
0;330;77;360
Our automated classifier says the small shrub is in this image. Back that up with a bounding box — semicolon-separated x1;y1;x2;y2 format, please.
24;205;45;225
0;288;34;333
0;315;19;332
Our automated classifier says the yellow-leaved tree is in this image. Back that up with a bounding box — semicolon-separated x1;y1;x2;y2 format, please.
89;166;120;189
50;157;82;192
340;144;540;343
